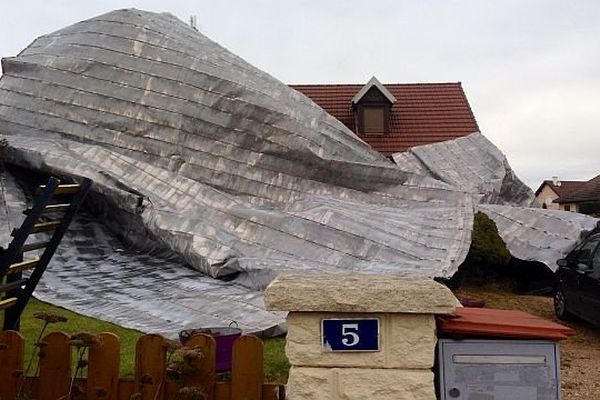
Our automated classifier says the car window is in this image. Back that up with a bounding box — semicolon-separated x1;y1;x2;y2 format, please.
593;245;600;270
575;237;600;268
589;245;600;280
567;241;588;262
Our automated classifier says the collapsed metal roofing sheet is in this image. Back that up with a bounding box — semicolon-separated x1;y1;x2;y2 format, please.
477;204;598;268
0;9;596;336
392;133;599;270
392;133;535;207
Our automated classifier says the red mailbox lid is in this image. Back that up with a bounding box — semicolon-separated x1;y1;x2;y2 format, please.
437;307;575;341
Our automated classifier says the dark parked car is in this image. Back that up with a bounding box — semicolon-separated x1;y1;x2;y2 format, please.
554;232;600;325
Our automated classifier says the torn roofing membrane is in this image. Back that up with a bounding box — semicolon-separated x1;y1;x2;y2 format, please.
0;9;597;336
392;134;599;270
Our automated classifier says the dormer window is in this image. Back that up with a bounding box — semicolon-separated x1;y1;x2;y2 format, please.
363;106;385;133
352;76;396;135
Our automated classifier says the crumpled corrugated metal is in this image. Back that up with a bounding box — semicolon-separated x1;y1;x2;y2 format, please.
391;133;599;269
0;9;475;335
477;204;598;268
392;133;535;207
0;9;596;336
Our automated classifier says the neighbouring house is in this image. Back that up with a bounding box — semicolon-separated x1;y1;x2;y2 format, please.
290;76;479;155
534;177;585;210
554;174;600;217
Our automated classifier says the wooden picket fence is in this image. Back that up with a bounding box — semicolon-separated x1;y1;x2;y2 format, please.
0;330;285;400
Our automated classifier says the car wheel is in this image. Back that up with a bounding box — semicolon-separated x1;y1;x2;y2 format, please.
554;286;572;321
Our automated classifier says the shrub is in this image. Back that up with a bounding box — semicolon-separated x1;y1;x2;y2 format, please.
457;211;511;281
469;212;511;266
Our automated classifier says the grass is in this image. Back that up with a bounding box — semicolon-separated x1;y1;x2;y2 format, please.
4;297;289;382
263;336;289;382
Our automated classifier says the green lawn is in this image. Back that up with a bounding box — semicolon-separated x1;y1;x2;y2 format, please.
3;298;289;382
263;336;289;382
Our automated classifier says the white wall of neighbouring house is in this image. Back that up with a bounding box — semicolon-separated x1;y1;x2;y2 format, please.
559;203;579;213
536;185;560;210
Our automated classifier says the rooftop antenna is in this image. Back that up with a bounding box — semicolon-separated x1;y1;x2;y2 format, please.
189;15;198;31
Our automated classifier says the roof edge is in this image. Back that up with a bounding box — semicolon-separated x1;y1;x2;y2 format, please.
351;76;397;105
457;82;480;132
534;181;554;197
289;82;463;87
555;174;600;203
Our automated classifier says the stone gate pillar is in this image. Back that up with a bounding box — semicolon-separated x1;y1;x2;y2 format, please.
265;273;458;400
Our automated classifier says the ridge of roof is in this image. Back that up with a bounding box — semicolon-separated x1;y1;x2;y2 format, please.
290;81;463;87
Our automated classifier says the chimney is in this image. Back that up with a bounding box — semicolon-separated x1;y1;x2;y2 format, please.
189;15;198;31
552;176;561;187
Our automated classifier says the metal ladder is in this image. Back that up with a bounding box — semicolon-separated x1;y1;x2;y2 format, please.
0;176;92;330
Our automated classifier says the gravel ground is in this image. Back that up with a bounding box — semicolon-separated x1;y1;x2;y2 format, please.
454;282;600;400
559;319;600;399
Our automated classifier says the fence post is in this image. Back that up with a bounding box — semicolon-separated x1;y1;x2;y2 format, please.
0;330;24;400
214;382;232;400
231;335;264;400
87;332;120;400
261;384;283;400
38;331;72;400
183;333;216;399
134;334;166;400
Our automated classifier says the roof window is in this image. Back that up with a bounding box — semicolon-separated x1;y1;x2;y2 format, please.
352;76;395;135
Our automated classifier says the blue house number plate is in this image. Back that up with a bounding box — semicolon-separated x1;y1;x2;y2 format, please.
322;318;380;352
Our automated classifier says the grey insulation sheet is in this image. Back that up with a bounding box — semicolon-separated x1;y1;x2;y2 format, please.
391;134;599;270
0;9;595;336
392;133;535;207
477;204;599;269
0;9;474;336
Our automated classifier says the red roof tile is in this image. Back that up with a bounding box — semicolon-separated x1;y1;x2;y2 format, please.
290;82;480;154
556;174;600;203
534;180;586;198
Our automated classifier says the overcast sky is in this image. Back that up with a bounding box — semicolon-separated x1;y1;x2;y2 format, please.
1;1;599;190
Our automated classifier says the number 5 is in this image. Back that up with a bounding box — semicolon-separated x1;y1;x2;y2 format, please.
342;323;360;346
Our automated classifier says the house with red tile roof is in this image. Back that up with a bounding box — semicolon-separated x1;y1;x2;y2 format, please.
554;174;600;216
290;76;479;155
534;178;586;210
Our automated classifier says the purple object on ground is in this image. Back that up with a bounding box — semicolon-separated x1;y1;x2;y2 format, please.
179;326;242;371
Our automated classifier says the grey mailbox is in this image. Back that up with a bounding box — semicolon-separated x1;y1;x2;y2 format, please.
438;339;561;400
